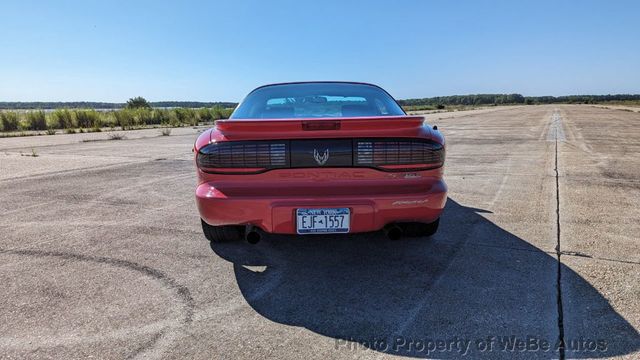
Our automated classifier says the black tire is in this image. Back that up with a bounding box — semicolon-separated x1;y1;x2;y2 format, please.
201;219;243;242
400;218;440;237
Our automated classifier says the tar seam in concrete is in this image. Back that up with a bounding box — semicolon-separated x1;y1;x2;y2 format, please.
554;113;566;360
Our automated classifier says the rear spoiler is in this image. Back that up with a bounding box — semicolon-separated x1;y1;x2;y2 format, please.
214;116;427;139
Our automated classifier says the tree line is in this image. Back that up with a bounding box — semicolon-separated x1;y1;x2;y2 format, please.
398;94;640;107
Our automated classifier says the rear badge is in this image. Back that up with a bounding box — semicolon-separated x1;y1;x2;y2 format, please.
392;199;428;206
313;148;329;165
386;173;423;179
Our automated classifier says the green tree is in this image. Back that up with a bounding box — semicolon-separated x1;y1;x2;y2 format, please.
126;96;151;109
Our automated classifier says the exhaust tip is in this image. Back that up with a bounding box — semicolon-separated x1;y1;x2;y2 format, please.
383;224;403;240
245;225;261;244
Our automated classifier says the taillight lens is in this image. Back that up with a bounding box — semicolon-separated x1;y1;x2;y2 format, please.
197;141;289;173
197;138;443;174
355;139;444;170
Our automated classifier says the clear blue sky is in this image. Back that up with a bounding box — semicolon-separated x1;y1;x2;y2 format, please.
1;0;639;102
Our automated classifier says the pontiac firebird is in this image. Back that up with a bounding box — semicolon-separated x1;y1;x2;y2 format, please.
194;82;447;243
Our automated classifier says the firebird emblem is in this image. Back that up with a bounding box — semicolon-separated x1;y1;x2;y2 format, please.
313;148;329;165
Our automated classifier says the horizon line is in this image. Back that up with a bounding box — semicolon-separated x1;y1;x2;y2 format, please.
1;92;640;104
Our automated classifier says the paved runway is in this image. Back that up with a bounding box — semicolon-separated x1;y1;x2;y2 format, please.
0;105;638;359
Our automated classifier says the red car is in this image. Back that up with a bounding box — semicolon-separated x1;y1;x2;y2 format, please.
194;82;446;243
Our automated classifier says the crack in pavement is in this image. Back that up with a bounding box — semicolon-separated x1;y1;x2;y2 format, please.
560;250;640;265
549;108;639;359
553;109;566;359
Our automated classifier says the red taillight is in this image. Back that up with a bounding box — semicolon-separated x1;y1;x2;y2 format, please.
197;138;443;174
197;141;289;173
355;139;444;171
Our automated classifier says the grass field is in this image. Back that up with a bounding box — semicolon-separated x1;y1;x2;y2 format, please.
0;107;234;136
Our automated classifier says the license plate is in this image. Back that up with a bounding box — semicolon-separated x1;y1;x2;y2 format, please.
296;208;350;234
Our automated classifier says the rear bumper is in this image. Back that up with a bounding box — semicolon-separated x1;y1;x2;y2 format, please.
196;179;447;234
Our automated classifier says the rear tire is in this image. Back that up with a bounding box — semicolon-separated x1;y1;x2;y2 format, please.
201;219;243;242
400;218;440;237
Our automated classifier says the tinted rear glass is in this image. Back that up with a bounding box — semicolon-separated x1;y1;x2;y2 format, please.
230;83;405;119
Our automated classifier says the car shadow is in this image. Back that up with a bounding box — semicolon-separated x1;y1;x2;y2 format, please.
209;198;639;358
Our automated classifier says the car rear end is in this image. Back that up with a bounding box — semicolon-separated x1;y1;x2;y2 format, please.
194;82;447;240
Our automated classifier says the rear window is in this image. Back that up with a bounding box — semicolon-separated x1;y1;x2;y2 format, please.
230;82;405;119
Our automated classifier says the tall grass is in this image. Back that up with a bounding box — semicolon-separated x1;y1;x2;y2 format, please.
174;108;198;126
75;109;101;128
198;107;214;122
114;108;180;129
26;110;47;130
195;106;234;122
51;109;76;129
155;109;179;126
212;106;234;119
0;106;234;134
113;109;135;129
135;109;155;126
0;111;19;131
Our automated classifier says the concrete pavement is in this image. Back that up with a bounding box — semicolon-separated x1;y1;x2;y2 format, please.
0;105;638;359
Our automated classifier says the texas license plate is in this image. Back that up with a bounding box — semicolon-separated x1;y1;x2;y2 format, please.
296;208;350;234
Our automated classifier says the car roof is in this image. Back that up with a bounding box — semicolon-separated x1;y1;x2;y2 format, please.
252;81;385;91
